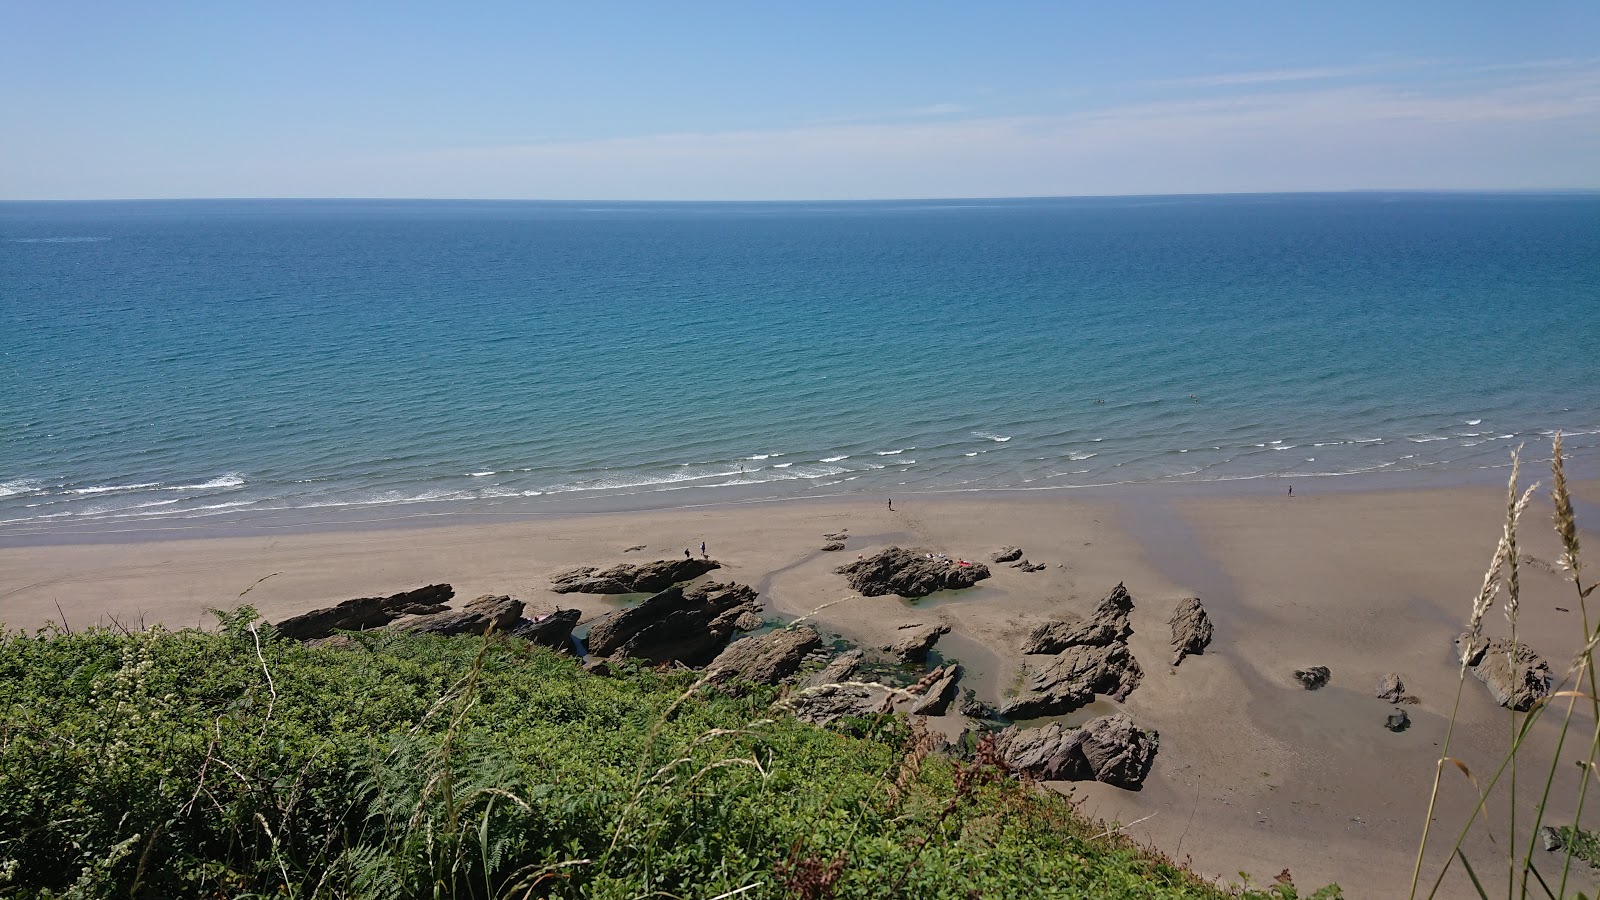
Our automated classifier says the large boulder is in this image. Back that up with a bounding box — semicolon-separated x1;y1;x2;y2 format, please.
884;624;949;663
512;608;582;650
910;664;962;716
274;584;454;640
995;714;1159;789
389;594;524;637
834;547;990;598
550;558;721;594
1457;634;1552;711
1001;643;1144;718
1169;597;1213;666
583;581;757;665
708;626;824;685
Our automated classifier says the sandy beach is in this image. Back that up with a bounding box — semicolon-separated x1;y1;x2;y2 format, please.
3;480;1596;898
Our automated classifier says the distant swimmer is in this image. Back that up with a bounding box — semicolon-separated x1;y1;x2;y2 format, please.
1189;394;1199;401
1094;399;1105;405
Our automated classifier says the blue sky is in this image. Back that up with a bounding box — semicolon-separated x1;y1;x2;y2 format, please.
2;2;1596;200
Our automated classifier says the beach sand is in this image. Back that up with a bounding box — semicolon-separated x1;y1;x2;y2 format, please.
3;481;1596;898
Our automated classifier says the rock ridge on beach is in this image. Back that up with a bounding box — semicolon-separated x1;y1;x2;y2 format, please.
708;626;824;685
274;584;455;640
884;623;949;663
1168;597;1212;666
1005;583;1143;717
550;558;721;594
388;593;524;636
584;581;758;666
834;547;990;598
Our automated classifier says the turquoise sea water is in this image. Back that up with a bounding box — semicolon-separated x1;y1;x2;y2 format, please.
2;194;1597;536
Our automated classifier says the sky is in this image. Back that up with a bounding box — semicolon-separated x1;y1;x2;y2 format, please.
2;1;1597;200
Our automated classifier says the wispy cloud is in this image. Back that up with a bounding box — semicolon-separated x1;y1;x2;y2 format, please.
808;102;970;126
1142;60;1444;90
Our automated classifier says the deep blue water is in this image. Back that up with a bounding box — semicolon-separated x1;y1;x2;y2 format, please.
2;194;1597;534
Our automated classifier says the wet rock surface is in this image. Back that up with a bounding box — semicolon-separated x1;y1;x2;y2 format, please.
550;558;721;594
996;713;1159;789
275;584;455;640
583;581;758;665
834;547;990;598
884;623;949;663
708;626;824;685
1457;633;1553;711
1168;597;1213;666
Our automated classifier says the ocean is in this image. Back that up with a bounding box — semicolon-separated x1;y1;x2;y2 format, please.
2;193;1597;536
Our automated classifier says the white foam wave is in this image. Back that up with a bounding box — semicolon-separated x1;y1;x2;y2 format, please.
1407;435;1448;443
164;473;246;491
1272;444;1298;450
1466;419;1482;425
66;481;161;495
1352;438;1383;443
1067;452;1097;461
875;448;912;456
469;471;495;477
744;454;772;460
972;432;1012;442
963;452;978;457
0;478;45;498
773;462;793;468
7;236;108;243
819;455;848;462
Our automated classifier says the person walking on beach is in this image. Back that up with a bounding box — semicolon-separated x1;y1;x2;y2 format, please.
1287;485;1293;497
684;548;691;559
887;498;893;511
700;541;707;558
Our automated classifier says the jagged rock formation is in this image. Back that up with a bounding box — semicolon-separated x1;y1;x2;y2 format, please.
1001;643;1144;718
834;547;990;598
1005;584;1142;717
1294;666;1331;690
1168;597;1213;666
884;624;949;663
991;547;1023;563
274;584;454;640
389;594;524;637
910;664;961;716
995;714;1159;789
550;558;721;595
584;581;758;665
708;626;824;685
1375;673;1407;702
511;608;581;650
1457;633;1552;711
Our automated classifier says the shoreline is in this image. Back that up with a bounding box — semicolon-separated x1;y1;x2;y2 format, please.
2;478;1596;896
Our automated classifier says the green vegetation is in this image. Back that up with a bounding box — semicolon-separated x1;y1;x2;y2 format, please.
0;609;1308;899
1555;828;1600;871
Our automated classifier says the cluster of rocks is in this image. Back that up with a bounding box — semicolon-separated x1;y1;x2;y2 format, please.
549;558;721;594
1457;633;1553;711
821;530;848;552
1002;584;1144;718
834;547;991;598
274;585;579;650
989;547;1046;572
584;581;760;666
1293;666;1331;690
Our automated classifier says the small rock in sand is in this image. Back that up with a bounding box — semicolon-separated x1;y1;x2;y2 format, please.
1538;825;1563;851
1385;709;1411;732
1375;673;1407;702
823;530;849;541
1294;666;1331;690
990;547;1023;563
1456;633;1552;711
821;541;846;552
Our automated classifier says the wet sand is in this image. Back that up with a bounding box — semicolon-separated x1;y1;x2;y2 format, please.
2;482;1596;898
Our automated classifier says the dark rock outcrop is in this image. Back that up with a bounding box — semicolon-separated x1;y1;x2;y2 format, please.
583;581;758;665
1376;673;1407;703
991;547;1023;564
910;664;961;716
1022;584;1136;654
389;594;524;637
1169;597;1212;666
511;608;581;650
1456;634;1552;711
550;558;721;595
996;714;1159;789
275;584;455;640
708;626;824;685
1000;643;1144;718
1294;666;1331;690
821;541;846;552
884;623;949;663
834;547;990;598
